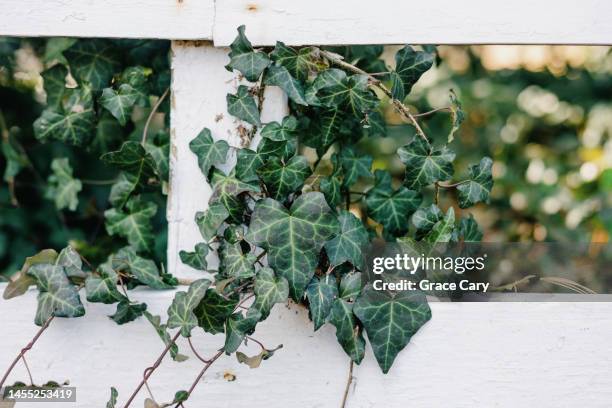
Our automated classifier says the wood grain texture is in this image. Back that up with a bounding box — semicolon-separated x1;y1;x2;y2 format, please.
2;288;612;407
0;0;214;39
168;42;288;280
214;0;612;46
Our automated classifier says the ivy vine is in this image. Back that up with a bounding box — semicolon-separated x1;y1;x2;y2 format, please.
1;26;493;407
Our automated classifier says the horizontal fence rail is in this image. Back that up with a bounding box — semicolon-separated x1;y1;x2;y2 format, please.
0;0;611;44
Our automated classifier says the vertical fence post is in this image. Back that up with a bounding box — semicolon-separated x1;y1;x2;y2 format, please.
168;42;288;279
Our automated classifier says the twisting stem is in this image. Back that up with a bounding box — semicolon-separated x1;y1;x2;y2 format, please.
340;360;354;408
142;87;170;146
187;338;211;364
437;180;468;188
245;336;266;351
412;107;451;117
319;50;429;143
122;331;181;408
174;350;224;407
20;355;34;386
0;315;54;389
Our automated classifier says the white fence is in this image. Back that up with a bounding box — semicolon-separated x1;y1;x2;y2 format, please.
1;1;612;407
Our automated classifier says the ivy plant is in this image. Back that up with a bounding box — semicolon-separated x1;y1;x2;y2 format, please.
1;27;493;407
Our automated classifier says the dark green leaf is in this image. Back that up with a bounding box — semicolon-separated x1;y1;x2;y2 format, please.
329;299;365;364
194;289;238;334
105;197;157;253
99;84;138;126
189;128;229;177
258;155;311;200
250;267;289;320
112;246;173;289
457;157;494;208
101;141;157;198
390;46;434;101
306;274;338;330
260;116;298;142
412;204;443;240
120;66;150;107
110;301;147;325
354;287;431;373
27;263;85;326
398;136;455;189
320;175;342;208
271;42;317;81
227;85;261;126
167;279;211;337
365;170;422;236
339;147;372;187
224;312;258;354
246;192;340;299
324;211;368;269
86;262;125;304
458;214;483;242
448;90;465;143
195;203;229;241
226;25;271;82
179;243;209;270
145;312;188;362
339;271;362;300
317;74;377;116
33;87;96;146
106;387;118;408
424;207;455;245
45;158;82;211
220;242;256;279
209;169;260;223
264;65;308;106
64;39;120;90
42;65;68;108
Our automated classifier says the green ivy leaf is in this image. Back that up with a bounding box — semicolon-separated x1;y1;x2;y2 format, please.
424;207;455;245
105;197;157;253
271;42;317;82
306;274;338;330
173;391;189;404
112;246;173;289
329;299;365;364
448;90;465;143
3;249;57;300
220;242;257;279
260;116;298;142
63;39;120;90
189;128;229;177
324;211;368;269
167;279;211;337
210;169;260;223
246;192;340;299
85;262;125;304
354;287;431;373
224;312;258;354
227;85;261;126
27;263;85;326
305;69;346;106
398;137;455;189
145;311;188;362
303;108;344;152
457;157;493;208
412;204;443;240
33;87;96;146
264;65;308;106
317;73;377;116
106;387;118;408
339;147;372;187
339;271;362;300
195;203;229;241
365;170;422;236
366;111;387;137
389;46;434;101
120;66;150;107
101;141;157;203
458;214;483;242
99;84;138;126
226;25;271;82
257;155;311;201
250;267;289;320
319;175;342;209
145;130;170;182
110;301;147;325
56;246;86;279
45;158;82;211
42;64;68;108
194;289;238;334
1;129;29;184
179;243;209;270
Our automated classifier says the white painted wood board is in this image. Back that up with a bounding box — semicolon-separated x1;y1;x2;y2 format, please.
213;0;612;46
0;0;214;39
2;288;612;407
1;0;610;44
168;42;287;280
